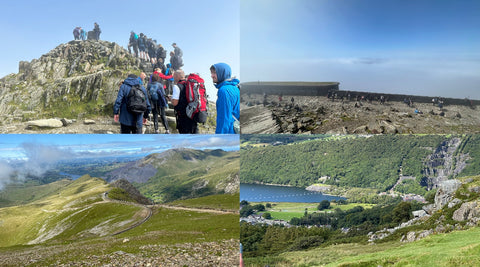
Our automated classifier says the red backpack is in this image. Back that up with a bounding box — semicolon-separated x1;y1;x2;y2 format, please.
184;73;208;123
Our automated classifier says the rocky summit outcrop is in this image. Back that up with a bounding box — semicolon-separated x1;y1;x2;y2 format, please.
241;94;480;134
0;40;142;125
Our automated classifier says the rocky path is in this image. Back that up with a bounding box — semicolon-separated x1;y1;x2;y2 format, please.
241;94;480;134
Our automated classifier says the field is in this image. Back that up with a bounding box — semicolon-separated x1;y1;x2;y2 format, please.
251;201;375;221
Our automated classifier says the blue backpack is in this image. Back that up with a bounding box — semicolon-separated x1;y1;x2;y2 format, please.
148;83;159;102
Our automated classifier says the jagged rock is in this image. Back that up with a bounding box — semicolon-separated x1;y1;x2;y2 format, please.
448;198;462;208
453;202;479;222
412;210;427;218
353;125;368;134
417;229;433;239
404;231;416;242
1;40;143;123
469;186;480;193
434;179;462;210
27;119;64;128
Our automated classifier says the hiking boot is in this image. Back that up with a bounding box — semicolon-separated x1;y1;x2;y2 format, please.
155;129;159;134
165;130;170;134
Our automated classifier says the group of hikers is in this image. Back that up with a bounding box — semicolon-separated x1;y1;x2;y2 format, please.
73;23;101;41
113;62;239;134
127;31;183;71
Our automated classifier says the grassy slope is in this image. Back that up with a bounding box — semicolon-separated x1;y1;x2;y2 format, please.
269;227;480;267
0;175;143;247
168;193;240;211
0;179;72;207
0;194;239;266
138;151;240;202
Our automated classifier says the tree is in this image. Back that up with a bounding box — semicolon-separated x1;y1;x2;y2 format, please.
318;200;331;211
262;212;272;219
266;203;272;208
392;201;412;223
253;204;266;212
240;205;254;217
240;200;250;206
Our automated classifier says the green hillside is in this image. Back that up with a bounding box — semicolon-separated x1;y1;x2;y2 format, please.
241;135;479;192
0;175;144;247
253;226;480;267
135;149;240;202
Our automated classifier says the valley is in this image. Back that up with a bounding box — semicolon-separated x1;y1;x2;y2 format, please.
240;134;480;266
0;144;240;266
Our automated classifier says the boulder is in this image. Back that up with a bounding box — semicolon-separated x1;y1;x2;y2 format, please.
27;119;63;128
434;180;462;210
453;202;479;222
84;119;96;125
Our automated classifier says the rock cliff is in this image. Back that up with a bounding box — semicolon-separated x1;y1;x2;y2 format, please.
0;40;141;125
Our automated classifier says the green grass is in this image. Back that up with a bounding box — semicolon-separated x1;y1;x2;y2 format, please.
251;202;374;221
255;227;480;267
168;193;239;211
0;179;72;207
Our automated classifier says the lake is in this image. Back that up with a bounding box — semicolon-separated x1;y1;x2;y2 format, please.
240;183;345;203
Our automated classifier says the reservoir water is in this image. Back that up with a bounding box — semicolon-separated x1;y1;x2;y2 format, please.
240;183;345;203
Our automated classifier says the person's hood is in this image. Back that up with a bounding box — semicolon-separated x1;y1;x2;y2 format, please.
123;76;140;87
216;78;240;89
212;63;231;84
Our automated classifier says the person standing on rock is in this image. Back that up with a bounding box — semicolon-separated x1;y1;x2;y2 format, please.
93;23;101;41
73;27;81;40
210;63;240;134
114;74;151;134
128;31;138;57
172;69;198;133
80;27;87;41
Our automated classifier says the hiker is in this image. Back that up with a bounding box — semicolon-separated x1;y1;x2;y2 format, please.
147;38;157;65
128;31;138;57
147;73;170;134
291;97;294;105
172;43;183;58
210;63;240;134
172;69;198;133
138;33;147;61
170;51;183;71
156;44;167;69
93;23;101;41
113;74;151;134
73;27;81;40
138;72;147;85
80;27;87;41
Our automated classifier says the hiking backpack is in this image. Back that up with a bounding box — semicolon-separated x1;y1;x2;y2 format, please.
126;84;147;115
182;74;208;123
148;83;159;102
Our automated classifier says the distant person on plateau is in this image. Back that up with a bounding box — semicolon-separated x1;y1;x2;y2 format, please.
210;63;240;134
93;22;101;41
80;27;87;41
113;74;151;134
73;27;81;40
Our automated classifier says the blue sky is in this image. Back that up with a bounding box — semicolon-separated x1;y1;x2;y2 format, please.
0;0;239;100
241;0;480;99
0;134;240;161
